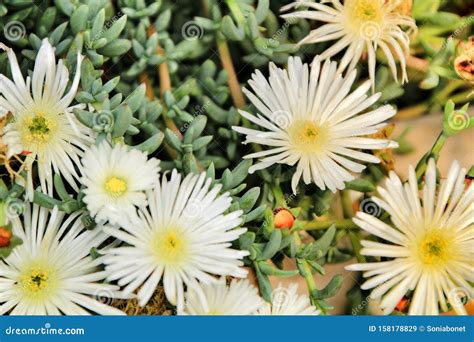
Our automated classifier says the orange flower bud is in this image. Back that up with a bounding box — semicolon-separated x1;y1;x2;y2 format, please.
395;297;409;312
273;208;295;229
0;227;12;248
454;37;474;84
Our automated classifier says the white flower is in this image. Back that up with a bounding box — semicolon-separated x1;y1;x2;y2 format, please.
233;56;397;193
180;278;264;315
0;104;8;118
281;0;417;89
0;38;94;199
0;204;125;315
346;159;474;315
102;169;249;311
257;283;320;315
81;141;161;225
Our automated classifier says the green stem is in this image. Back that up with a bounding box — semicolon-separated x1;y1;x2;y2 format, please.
0;202;6;227
299;218;358;231
431;133;447;155
270;181;286;207
450;89;474;104
415;132;447;181
348;231;366;263
294;233;328;314
433;79;465;105
341;190;365;262
297;257;327;313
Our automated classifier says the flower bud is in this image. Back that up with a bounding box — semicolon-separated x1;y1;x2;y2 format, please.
454;37;474;84
0;227;12;248
273;208;295;229
395;296;410;312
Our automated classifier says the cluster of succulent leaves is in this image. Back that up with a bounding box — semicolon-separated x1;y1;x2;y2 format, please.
0;0;472;314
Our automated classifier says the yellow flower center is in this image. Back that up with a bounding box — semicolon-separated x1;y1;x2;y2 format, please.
347;0;384;22
104;177;128;197
18;265;58;302
417;229;454;267
288;120;329;154
20;112;58;148
151;228;189;266
346;0;386;40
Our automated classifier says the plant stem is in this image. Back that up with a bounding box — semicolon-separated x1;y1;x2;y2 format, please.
149;28;205;172
299;218;358;231
157;47;172;99
450;89;474;103
139;26;199;164
154;42;204;171
433;79;465;105
294;233;328;314
341;190;365;262
138;73;155;98
415;132;447;181
201;0;209;16
146;26;183;139
217;36;246;109
138;72;179;159
270;181;286;207
215;30;262;152
348;231;366;263
431;132;447;156
211;3;262;155
297;257;327;312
